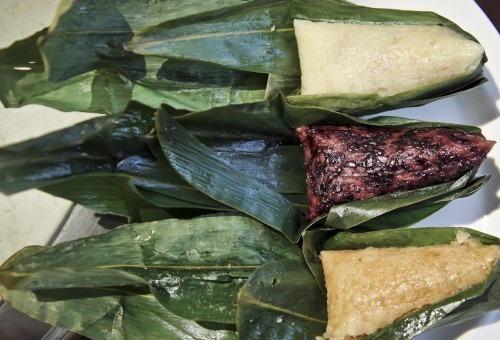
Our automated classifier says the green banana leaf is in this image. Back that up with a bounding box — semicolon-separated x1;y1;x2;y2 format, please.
0;101;230;220
0;99;492;235
0;100;306;224
125;0;299;76
0;29;136;113
3;0;485;115
0;241;239;340
236;259;328;340
40;173;205;222
285;74;487;116
2;223;496;340
155;106;305;242
282;95;484;133
0;214;302;327
41;0;267;82
0;3;269;113
292;0;474;37
1;287;239;340
321;171;488;230
301;227;499;340
347;175;490;231
40;0;269;111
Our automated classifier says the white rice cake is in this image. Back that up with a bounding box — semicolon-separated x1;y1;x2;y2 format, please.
294;20;484;96
321;243;499;340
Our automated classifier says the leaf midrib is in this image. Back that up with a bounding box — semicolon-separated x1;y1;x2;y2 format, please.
239;289;327;324
128;27;295;47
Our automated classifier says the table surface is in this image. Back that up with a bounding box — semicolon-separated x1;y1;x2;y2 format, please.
476;0;499;31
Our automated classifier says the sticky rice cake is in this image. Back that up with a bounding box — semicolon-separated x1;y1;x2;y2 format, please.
294;20;485;96
321;243;500;340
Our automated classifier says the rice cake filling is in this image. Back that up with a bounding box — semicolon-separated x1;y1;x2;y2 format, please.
294;20;484;96
321;243;499;340
296;125;495;221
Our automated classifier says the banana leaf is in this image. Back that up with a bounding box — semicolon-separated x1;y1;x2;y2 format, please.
40;173;213;222
0;29;134;113
301;227;499;340
0;243;238;340
125;0;298;76
346;175;490;231
155;106;305;242
320;171;488;230
236;259;327;340
1;287;239;340
40;0;269;111
282;95;484;133
0;214;302;328
285;74;487;116
0;101;230;217
41;0;269;81
0;3;269;113
0;100;306;224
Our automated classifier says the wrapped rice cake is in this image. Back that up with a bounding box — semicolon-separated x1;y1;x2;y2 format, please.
294;20;485;97
321;241;500;340
297;125;495;221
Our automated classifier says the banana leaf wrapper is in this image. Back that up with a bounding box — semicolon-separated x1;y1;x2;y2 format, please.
0;99;492;241
0;0;487;115
236;227;499;340
0;214;302;338
125;0;487;115
1;219;497;340
0;1;269;113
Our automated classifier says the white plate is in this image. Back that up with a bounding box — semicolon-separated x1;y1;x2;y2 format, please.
0;0;499;339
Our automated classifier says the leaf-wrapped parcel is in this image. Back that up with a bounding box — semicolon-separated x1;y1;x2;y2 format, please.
125;0;487;115
0;0;487;115
0;99;492;241
0;1;269;113
0;214;302;339
235;227;499;340
5;212;495;340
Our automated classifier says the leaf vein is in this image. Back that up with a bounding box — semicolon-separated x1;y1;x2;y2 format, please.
241;291;327;324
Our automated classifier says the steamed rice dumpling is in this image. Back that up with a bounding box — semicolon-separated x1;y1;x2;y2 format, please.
321;241;499;340
294;20;485;96
297;125;495;221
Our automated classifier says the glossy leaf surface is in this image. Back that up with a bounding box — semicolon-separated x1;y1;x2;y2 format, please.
155;107;305;242
0;1;269;113
0;215;302;324
126;0;299;76
236;260;327;340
